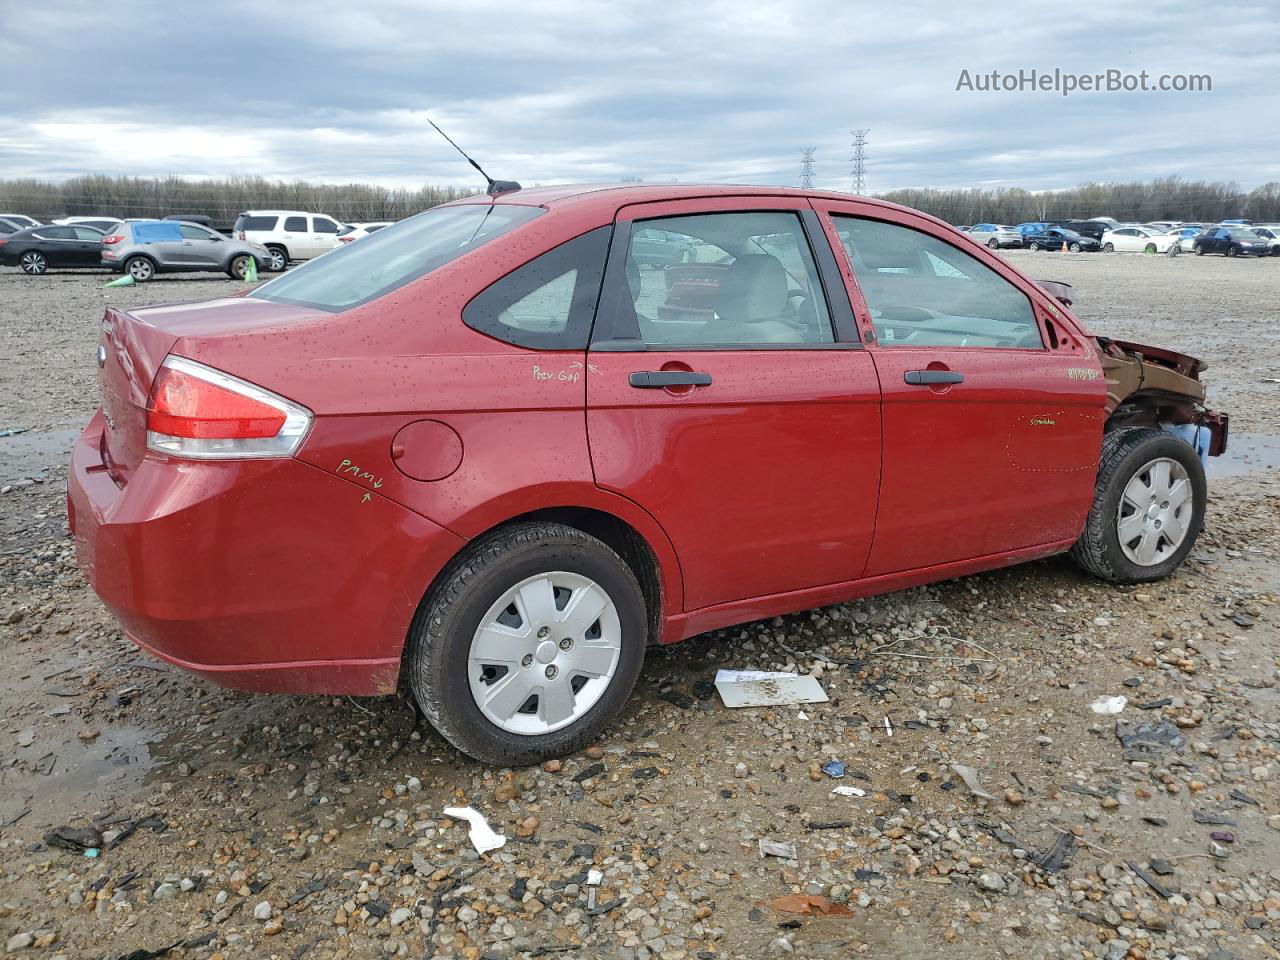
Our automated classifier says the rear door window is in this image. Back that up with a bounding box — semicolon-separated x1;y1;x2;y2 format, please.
37;226;74;240
283;216;307;232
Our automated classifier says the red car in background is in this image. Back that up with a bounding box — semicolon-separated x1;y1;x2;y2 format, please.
68;184;1225;765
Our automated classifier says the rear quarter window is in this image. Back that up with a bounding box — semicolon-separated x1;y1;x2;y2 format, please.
235;215;279;232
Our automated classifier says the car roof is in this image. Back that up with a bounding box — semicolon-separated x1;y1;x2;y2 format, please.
239;210;330;217
440;182;951;228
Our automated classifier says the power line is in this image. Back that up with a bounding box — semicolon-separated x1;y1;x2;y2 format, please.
799;148;816;190
850;129;869;195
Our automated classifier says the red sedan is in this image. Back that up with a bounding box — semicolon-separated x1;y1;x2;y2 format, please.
68;184;1226;764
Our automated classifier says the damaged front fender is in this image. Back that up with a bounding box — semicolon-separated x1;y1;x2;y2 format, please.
1098;337;1228;456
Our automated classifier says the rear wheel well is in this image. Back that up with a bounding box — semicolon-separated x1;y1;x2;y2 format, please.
396;507;664;697
512;507;663;646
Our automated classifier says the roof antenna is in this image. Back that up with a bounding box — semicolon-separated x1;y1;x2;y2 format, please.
427;118;521;196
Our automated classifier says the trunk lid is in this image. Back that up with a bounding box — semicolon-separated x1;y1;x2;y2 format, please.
97;296;326;484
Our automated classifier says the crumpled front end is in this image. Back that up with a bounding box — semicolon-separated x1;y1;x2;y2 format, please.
1098;337;1228;457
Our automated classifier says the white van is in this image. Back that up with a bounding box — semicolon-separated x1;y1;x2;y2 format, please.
233;210;345;269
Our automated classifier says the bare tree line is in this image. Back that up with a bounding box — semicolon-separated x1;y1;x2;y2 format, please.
3;174;1280;227
0;175;478;224
877;178;1280;225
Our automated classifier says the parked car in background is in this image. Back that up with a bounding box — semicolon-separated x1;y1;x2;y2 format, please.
0;213;41;229
0;224;104;273
0;217;26;234
1249;227;1280;255
1024;227;1101;252
1220;219;1253;227
1058;220;1109;242
67;183;1225;765
54;216;126;232
233;210;344;269
966;223;1023;248
1193;226;1272;257
1146;221;1182;232
163;213;221;232
1100;227;1178;254
101;220;279;281
334;221;394;247
1015;221;1051;236
631;226;696;266
1168;226;1204;252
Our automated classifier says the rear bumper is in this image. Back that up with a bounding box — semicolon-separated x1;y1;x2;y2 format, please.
68;411;467;695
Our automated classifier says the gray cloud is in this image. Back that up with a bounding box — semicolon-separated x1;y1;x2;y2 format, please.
0;0;1277;192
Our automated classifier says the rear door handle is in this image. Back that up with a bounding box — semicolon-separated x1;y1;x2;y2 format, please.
904;370;964;385
629;371;713;388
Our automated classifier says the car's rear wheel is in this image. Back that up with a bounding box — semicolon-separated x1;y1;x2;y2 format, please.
1102;242;1115;253
19;251;48;275
1028;242;1041;251
987;238;999;249
1226;245;1238;258
407;521;647;765
1271;246;1280;257
228;254;251;280
1071;427;1205;583
125;256;155;281
265;246;288;271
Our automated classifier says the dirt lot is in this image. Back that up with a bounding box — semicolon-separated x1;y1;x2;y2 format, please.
0;252;1278;960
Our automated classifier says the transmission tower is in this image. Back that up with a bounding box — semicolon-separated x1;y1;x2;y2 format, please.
799;148;816;189
850;129;869;194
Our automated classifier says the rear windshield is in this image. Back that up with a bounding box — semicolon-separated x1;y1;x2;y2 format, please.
235;214;279;232
252;203;543;312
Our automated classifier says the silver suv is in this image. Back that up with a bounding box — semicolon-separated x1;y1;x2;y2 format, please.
102;220;278;281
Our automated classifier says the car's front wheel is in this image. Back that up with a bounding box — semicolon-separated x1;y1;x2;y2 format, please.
407;521;647;765
19;251;48;275
1226;245;1239;258
1028;242;1041;251
228;254;251;280
1071;427;1205;583
1194;245;1205;255
1069;242;1083;253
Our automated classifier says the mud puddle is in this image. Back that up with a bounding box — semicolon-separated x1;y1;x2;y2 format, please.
1208;431;1280;478
0;425;80;482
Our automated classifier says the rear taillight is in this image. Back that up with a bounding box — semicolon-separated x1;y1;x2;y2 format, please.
145;356;311;459
102;234;123;245
338;236;353;243
0;236;8;247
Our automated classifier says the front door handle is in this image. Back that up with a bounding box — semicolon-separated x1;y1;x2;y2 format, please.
629;371;713;388
904;370;964;385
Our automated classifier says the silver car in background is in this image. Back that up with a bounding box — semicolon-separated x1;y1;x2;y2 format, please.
101;220;281;281
966;223;1024;249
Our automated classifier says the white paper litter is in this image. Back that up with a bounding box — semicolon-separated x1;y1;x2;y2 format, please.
1090;695;1128;715
586;868;603;886
443;805;506;854
831;785;867;798
950;763;996;801
758;838;797;859
714;669;828;708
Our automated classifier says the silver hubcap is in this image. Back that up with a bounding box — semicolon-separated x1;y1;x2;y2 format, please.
1117;457;1194;566
21;253;44;273
468;572;621;735
129;260;151;279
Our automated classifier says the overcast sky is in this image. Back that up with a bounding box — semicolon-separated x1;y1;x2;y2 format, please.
1;0;1277;194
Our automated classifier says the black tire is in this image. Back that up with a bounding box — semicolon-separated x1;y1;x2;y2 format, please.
1194;245;1205;256
987;238;999;249
228;254;250;280
1102;242;1115;253
1070;427;1206;583
1226;245;1238;258
18;250;48;275
406;521;647;765
125;256;155;281
1270;247;1280;257
265;246;288;271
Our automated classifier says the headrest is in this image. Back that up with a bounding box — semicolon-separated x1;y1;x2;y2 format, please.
716;254;787;322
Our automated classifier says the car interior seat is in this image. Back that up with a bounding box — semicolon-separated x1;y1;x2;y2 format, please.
698;255;803;344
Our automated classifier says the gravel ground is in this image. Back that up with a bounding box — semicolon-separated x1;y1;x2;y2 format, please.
0;252;1278;960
